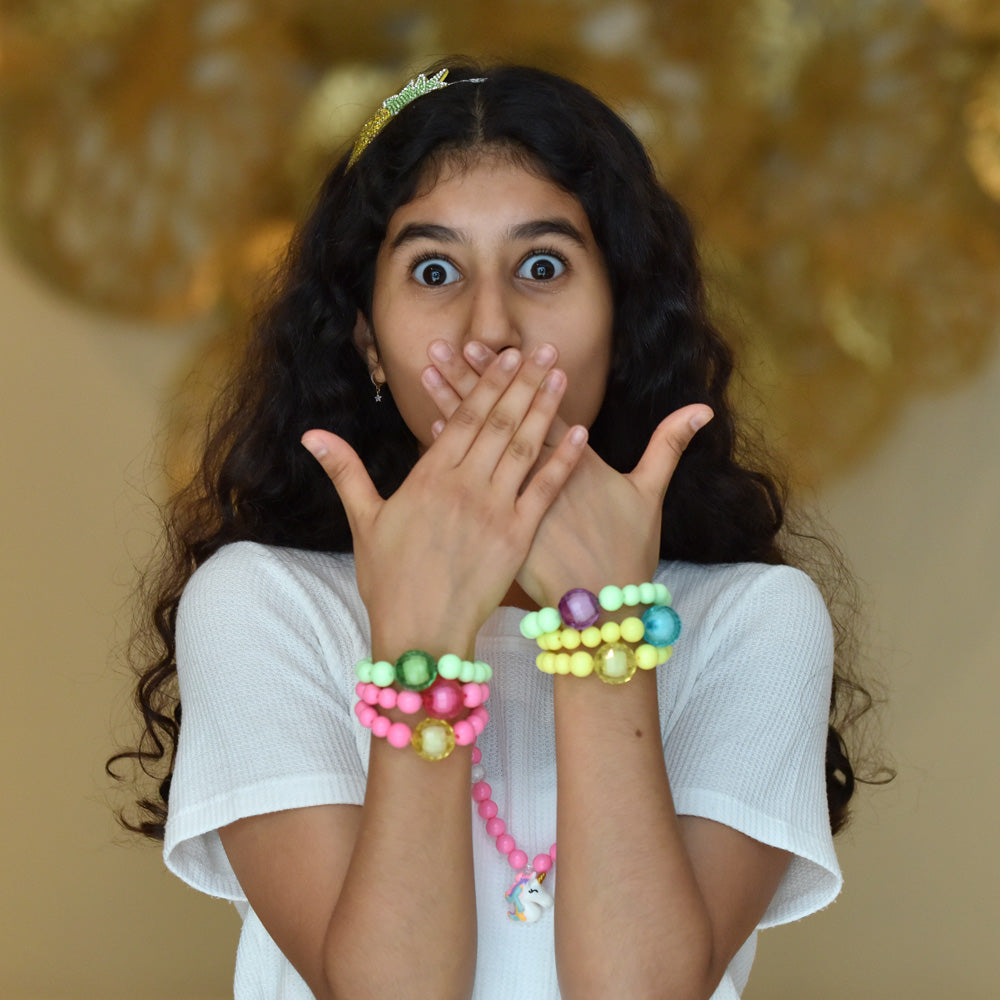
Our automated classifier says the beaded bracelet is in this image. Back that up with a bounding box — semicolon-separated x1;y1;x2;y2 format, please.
355;699;490;760
520;582;681;685
355;650;492;689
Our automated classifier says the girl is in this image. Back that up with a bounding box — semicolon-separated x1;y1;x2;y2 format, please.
112;62;860;999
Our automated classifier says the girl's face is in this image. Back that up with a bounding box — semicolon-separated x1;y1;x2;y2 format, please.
359;153;614;448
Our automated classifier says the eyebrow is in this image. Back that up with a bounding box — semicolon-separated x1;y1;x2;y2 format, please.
388;217;590;253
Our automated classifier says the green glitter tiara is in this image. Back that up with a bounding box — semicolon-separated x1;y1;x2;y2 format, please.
347;68;485;168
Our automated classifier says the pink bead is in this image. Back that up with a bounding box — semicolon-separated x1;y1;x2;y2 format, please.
549;843;557;861
532;853;552;874
477;800;498;819
371;714;391;738
422;678;464;719
480;684;490;703
496;833;515;855
453;720;475;745
396;690;422;715
386;722;412;748
462;683;483;708
357;704;377;728
471;781;492;802
377;687;397;709
559;588;601;629
469;708;488;734
354;681;365;697
471;746;482;764
485;817;506;837
508;849;528;870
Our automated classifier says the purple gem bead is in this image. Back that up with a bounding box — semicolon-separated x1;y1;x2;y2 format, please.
558;588;601;629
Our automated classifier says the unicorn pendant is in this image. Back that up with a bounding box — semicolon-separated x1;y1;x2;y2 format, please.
505;868;555;923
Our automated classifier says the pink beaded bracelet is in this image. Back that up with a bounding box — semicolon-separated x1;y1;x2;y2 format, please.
355;700;490;760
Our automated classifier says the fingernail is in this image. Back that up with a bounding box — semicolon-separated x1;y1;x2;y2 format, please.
499;348;520;371
422;366;444;387
431;420;445;438
543;369;565;392
570;426;587;446
689;408;713;432
301;435;327;459
429;341;453;363
466;342;489;362
534;344;556;366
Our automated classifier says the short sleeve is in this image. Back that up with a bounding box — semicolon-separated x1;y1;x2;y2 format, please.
164;543;368;900
662;564;842;927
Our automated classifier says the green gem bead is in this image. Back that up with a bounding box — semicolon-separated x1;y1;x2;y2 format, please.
598;585;624;612
594;641;638;685
371;660;395;687
394;649;437;691
537;606;562;633
437;653;462;679
355;658;373;683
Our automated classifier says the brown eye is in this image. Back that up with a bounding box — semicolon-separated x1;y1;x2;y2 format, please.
413;258;459;286
517;253;565;280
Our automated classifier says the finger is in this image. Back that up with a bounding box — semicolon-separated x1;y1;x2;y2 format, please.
420;363;463;422
629;405;714;500
491;367;567;494
515;423;589;524
301;430;382;530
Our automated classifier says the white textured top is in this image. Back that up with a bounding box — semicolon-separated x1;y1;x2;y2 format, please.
165;541;841;999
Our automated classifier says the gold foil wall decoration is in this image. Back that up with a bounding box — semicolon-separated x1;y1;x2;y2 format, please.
1;0;998;486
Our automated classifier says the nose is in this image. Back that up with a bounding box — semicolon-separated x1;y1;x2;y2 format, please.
464;274;521;355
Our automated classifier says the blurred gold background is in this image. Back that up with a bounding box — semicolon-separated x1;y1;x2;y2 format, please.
1;1;998;997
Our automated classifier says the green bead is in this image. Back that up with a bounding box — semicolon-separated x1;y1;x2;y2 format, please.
437;653;462;679
519;612;541;639
638;582;656;605
622;584;641;606
394;649;437;691
653;583;671;605
355;658;373;683
537;606;562;633
371;660;395;687
473;661;490;683
478;661;492;681
459;659;476;682
598;585;624;612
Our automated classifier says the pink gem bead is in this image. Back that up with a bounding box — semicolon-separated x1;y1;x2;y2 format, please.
453;720;475;745
372;714;391;738
386;722;412;748
485;817;506;837
508;849;528;870
496;833;515;855
377;687;397;710
533;853;553;873
396;690;423;715
472;781;492;802
558;588;601;629
422;678;464;719
478;800;498;819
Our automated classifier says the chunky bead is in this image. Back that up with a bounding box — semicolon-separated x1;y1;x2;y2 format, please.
470;763;485;782
362;683;380;705
594;641;638;684
437;653;462;679
422;678;463;719
642;604;682;646
519;611;542;639
356;703;377;728
537;606;562;633
658;645;674;665
376;687;397;710
372;714;391;738
598;585;624;612
638;582;657;605
394;650;437;691
653;583;671;605
496;833;516;855
411;717;453;759
600;621;621;643
508;849;528;870
355;657;373;682
469;707;488;734
463;683;483;708
471;746;482;765
554;652;571;675
537;651;557;674
533;853;553;874
453;720;475;745
560;627;582;650
622;584;641;606
558;588;601;629
569;651;595;677
478;799;498;819
581;626;602;648
471;781;492;802
371;660;395;687
549;843;557;861
459;660;476;683
635;644;658;670
486;817;506;836
620;616;645;644
474;660;492;682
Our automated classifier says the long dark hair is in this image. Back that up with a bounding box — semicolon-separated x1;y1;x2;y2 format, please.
109;61;880;840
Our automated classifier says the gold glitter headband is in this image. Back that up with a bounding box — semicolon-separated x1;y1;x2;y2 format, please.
347;68;485;168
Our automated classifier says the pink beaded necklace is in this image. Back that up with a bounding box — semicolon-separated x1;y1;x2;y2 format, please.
469;744;557;923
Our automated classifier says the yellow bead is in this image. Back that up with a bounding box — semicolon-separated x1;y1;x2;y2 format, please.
569;651;595;677
581;626;602;648
543;632;561;651
600;621;621;643
537;652;557;673
620;616;645;643
554;653;572;675
594;642;637;684
635;644;658;670
658;645;674;665
560;627;582;650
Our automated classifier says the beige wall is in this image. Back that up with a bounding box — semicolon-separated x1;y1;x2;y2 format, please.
1;229;996;997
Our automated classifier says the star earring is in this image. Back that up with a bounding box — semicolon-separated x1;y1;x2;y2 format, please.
371;371;384;403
